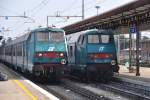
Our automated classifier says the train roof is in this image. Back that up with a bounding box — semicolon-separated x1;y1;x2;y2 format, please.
31;27;64;33
5;33;30;46
4;27;64;46
66;29;113;44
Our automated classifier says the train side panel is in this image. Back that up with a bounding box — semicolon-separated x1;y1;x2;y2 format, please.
25;33;34;73
16;43;23;69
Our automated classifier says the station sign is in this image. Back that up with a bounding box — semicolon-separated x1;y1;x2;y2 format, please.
129;26;136;33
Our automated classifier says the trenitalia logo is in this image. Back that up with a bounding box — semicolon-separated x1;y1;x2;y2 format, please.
99;46;104;52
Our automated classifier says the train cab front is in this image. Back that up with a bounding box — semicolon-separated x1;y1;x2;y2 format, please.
32;28;67;80
33;51;67;79
86;33;119;81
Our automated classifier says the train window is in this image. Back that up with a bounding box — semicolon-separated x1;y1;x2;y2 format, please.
37;32;49;41
16;44;22;56
50;32;65;42
13;46;15;56
101;35;110;43
67;36;71;41
81;36;84;44
88;35;99;43
78;35;83;45
69;46;73;57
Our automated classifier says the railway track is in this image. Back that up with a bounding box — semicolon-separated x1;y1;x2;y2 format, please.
3;63;150;100
38;80;112;100
89;77;150;100
37;79;112;100
61;79;110;100
39;83;90;100
1;63;109;100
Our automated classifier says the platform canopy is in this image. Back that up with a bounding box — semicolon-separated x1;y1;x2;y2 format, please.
63;0;150;35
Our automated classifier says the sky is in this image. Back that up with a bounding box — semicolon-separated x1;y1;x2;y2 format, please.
0;0;139;39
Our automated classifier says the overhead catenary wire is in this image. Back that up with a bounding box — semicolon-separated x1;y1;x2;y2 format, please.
9;0;50;29
57;0;107;26
54;0;107;25
7;0;51;37
73;0;107;16
60;0;94;15
59;0;80;14
0;6;21;16
26;0;50;17
52;0;95;25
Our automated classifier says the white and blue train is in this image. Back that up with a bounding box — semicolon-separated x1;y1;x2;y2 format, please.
0;27;67;81
65;29;119;82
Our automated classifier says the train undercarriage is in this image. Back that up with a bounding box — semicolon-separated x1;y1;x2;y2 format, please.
65;64;118;82
33;64;64;82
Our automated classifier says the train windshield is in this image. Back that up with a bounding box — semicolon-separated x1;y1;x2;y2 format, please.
49;32;65;42
37;32;65;42
88;34;112;43
37;32;49;41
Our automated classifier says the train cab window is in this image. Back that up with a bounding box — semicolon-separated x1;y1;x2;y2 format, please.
88;34;113;43
101;35;110;43
88;35;99;43
50;32;65;42
37;32;49;41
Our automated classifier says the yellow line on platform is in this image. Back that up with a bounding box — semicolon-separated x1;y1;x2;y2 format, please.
14;80;37;100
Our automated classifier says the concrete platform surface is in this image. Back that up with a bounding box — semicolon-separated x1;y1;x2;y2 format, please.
119;65;150;83
0;63;59;100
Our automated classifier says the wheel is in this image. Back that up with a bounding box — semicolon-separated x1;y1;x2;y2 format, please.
21;67;25;73
14;66;18;71
103;69;113;82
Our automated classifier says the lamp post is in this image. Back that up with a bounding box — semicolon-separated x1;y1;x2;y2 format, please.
95;6;100;15
82;0;84;20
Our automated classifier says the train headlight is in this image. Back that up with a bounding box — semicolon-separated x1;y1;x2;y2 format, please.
111;60;116;65
61;59;66;65
38;53;43;57
60;53;64;57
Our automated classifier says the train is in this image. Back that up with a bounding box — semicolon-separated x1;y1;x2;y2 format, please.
65;29;119;82
0;27;67;82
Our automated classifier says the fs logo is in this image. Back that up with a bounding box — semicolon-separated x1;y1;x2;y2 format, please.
48;47;55;51
99;46;104;52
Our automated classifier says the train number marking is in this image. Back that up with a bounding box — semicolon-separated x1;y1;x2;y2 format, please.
99;46;104;52
48;47;55;51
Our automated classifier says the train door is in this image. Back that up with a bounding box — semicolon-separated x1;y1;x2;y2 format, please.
27;33;34;73
12;45;15;65
76;35;87;65
24;42;28;72
4;47;6;61
68;44;75;64
11;45;13;64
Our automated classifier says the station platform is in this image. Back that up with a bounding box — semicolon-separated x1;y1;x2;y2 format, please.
118;65;150;83
0;63;59;100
